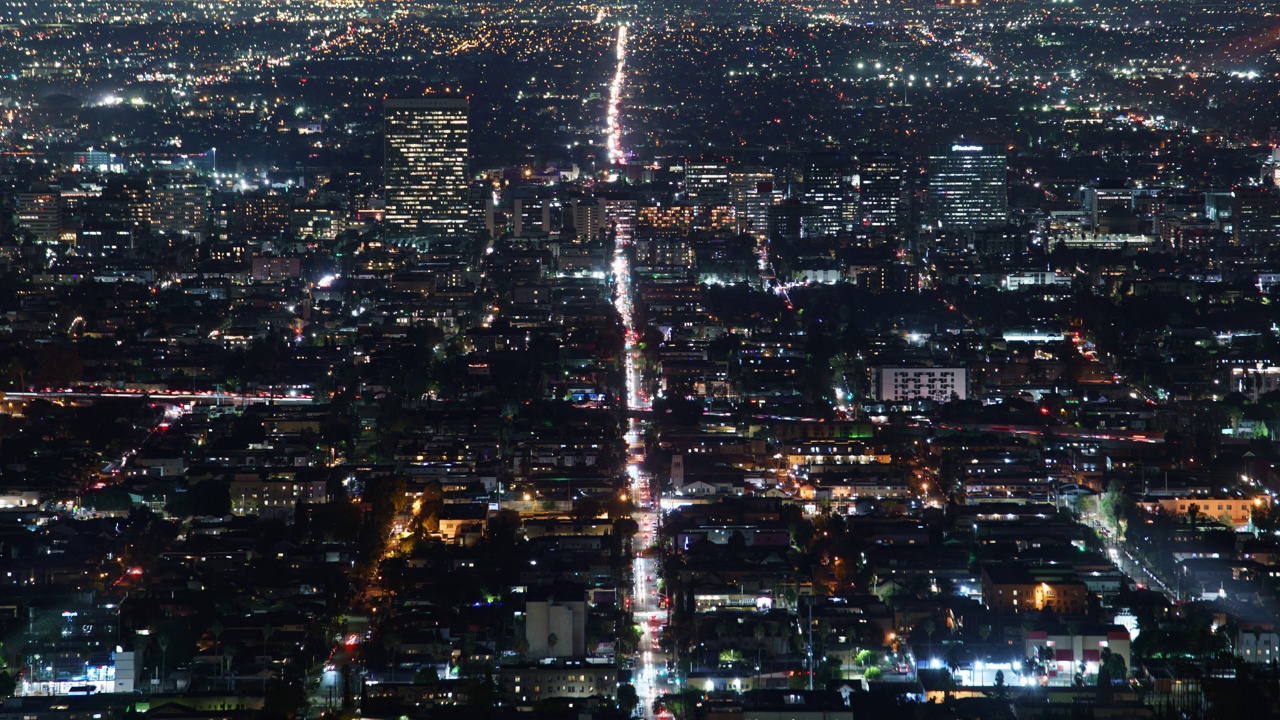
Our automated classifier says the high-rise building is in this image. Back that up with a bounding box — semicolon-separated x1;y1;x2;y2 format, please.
730;168;775;240
927;143;1007;229
858;151;902;237
231;192;292;240
1233;187;1280;246
384;97;470;237
107;175;151;233
603;198;637;243
803;152;846;237
15;188;62;243
1082;182;1132;228
152;172;209;242
684;161;731;205
568;198;606;242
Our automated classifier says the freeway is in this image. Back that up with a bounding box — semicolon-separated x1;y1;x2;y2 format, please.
3;389;316;405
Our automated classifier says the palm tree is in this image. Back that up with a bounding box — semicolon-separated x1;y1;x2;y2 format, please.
1066;623;1080;680
923;618;937;664
1038;644;1055;675
157;633;170;684
260;625;275;667
211;620;224;676
547;633;559;657
382;632;402;677
222;646;236;690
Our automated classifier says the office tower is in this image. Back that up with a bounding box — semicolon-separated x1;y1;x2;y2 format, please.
927;143;1007;229
858;151;902;237
1082;182;1132;228
768;198;819;244
466;179;490;238
802;152;845;237
152;172;209;242
107;175;151;233
1263;149;1280;187
1205;191;1234;236
1233;187;1280;246
684;160;731;205
77;225;133;257
512;198;546;236
15;187;62;243
730;168;775;240
384;97;470;237
603;198;637;243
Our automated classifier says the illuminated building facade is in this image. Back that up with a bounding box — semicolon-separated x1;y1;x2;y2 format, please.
384;97;470;237
927;143;1007;229
858;151;902;237
802;152;846;238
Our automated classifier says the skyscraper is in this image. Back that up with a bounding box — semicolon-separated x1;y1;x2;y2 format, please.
927;143;1007;229
384;97;470;237
802;152;846;237
684;160;731;205
857;151;902;237
729;168;775;241
152;171;209;242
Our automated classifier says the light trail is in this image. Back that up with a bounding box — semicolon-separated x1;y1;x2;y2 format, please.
605;26;668;715
614;201;668;718
606;24;629;166
3;390;315;405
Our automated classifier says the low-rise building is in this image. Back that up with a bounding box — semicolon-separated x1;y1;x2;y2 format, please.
870;366;967;403
498;663;616;706
981;563;1089;615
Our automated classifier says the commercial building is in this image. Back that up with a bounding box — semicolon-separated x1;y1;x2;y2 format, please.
684;160;731;205
384;97;470;237
858;151;902;237
1083;183;1133;228
730;168;775;240
1232;186;1280;246
871;366;967;403
927;143;1007;229
16;189;63;243
802;152;846;237
152;172;209;242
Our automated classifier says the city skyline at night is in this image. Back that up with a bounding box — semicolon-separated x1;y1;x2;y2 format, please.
0;2;1279;720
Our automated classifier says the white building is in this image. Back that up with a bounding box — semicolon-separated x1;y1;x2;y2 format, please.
1004;271;1073;291
1237;628;1279;664
0;490;41;510
871;366;967;404
524;599;586;660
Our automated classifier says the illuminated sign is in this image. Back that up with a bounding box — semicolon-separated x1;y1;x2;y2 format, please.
951;145;985;152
